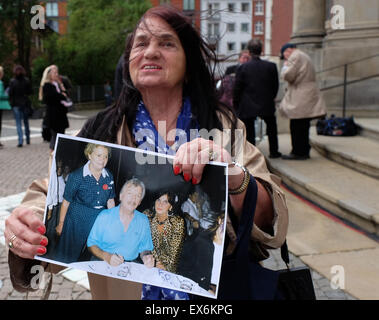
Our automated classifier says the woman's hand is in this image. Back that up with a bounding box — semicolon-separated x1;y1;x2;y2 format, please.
173;138;244;189
4;207;48;259
155;260;165;270
142;254;155;268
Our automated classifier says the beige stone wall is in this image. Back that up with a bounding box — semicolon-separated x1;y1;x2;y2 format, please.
290;0;379;112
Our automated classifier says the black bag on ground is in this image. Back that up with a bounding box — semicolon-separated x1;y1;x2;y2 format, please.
316;114;358;136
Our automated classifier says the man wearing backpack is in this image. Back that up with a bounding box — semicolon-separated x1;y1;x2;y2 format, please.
233;39;281;158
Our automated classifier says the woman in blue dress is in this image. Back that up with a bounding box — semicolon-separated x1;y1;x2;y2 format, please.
54;143;116;263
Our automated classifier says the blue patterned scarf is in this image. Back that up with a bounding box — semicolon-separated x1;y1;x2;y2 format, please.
132;96;199;155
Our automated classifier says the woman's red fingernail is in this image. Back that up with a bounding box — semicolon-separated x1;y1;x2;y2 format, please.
40;238;48;246
192;177;197;185
183;173;190;182
37;226;46;235
174;166;180;175
37;247;46;255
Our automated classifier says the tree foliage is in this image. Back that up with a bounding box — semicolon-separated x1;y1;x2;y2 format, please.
33;0;151;85
0;0;39;79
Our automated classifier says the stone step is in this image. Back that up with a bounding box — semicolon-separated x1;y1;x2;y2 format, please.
355;118;379;141
309;132;379;179
257;132;379;236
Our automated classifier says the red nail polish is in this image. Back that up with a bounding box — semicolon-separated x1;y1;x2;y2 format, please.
192;177;197;185
37;226;46;235
37;247;46;255
183;173;190;182
174;166;180;175
40;238;48;246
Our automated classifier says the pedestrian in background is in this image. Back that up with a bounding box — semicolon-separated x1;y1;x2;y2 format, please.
39;65;71;152
217;50;251;110
104;80;113;108
0;66;11;149
224;50;251;76
8;65;32;148
233;39;281;158
279;43;326;160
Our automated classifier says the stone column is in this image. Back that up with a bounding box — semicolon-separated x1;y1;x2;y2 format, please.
322;0;379;114
291;0;326;47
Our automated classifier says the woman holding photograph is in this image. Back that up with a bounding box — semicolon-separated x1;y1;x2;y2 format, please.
54;143;116;263
6;5;288;300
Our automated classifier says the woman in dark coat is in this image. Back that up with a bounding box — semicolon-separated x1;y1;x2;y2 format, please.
40;65;70;151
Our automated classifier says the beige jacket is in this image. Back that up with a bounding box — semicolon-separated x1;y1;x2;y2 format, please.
8;114;288;299
279;49;327;119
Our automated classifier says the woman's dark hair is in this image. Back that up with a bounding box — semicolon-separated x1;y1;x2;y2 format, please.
82;5;237;146
13;65;26;78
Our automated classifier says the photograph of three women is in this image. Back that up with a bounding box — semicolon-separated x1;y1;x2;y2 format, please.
38;134;228;298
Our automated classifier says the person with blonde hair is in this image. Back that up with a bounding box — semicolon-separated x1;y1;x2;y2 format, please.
53;143;116;263
0;66;11;149
40;65;72;151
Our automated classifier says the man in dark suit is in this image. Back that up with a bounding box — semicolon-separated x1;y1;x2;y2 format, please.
233;39;281;158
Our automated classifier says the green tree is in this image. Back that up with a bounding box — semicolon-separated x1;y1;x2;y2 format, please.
0;0;39;77
34;0;151;85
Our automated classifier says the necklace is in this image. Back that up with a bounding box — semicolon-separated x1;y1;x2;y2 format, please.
157;217;168;225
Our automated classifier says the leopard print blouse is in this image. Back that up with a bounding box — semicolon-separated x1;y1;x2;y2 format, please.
149;214;185;273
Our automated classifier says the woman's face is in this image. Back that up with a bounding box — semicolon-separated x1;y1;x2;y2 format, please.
88;146;109;171
129;16;186;93
155;194;172;215
50;67;59;82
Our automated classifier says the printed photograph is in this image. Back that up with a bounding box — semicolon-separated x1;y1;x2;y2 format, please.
36;134;228;299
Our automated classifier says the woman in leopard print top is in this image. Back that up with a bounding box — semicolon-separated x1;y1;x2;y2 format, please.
144;191;185;273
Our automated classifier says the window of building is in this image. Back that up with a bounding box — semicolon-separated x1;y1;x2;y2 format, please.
160;0;170;3
47;19;59;33
241;2;250;13
241;42;247;50
183;0;195;10
255;1;264;15
208;2;220;19
227;42;236;52
241;23;249;33
46;2;58;17
254;21;264;34
207;23;220;37
208;2;220;14
228;3;235;12
227;23;235;32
